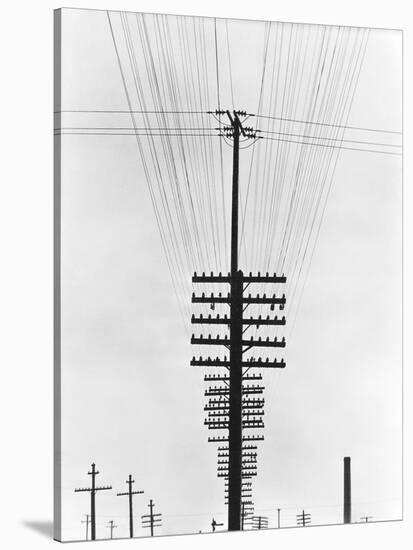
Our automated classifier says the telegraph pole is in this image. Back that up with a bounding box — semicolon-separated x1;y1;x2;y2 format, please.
228;110;243;533
211;518;224;532
250;515;269;530
107;520;117;539
141;499;162;536
240;499;254;530
74;463;112;541
191;109;287;531
81;514;90;541
344;457;351;524
296;510;311;527
360;516;373;523
276;507;281;528
117;474;144;538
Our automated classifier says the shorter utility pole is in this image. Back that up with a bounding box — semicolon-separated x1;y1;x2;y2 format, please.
117;474;144;538
250;515;269;530
211;517;224;532
241;500;254;530
360;516;373;523
74;463;112;541
296;510;311;527
344;457;352;524
276;508;281;528
81;514;90;541
141;499;162;536
107;520;117;539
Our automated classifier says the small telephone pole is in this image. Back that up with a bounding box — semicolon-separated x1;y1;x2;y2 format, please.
141;499;162;536
360;516;373;523
107;520;117;539
81;514;90;541
276;508;281;528
241;500;254;530
250;515;269;530
296;510;311;527
344;457;352;524
117;474;144;538
211;517;224;532
74;463;112;541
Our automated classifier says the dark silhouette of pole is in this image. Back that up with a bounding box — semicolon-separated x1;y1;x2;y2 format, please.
344;457;351;524
149;499;154;537
74;463;112;541
296;510;311;527
107;520;117;539
81;514;90;541
141;499;162;536
360;516;373;523
211;517;224;532
117;474;144;538
277;508;281;528
191;109;287;533
228;110;243;532
250;515;269;530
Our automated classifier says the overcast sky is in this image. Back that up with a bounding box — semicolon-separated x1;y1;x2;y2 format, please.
56;8;402;542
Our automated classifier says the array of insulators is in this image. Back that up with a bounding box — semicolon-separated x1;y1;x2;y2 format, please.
192;271;286;282
190;269;287;510
211;109;248;117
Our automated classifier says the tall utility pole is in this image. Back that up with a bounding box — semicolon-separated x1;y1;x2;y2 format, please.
81;514;90;541
276;508;281;528
117;474;144;538
191;109;287;531
296;510;311;527
74;463;112;541
141;499;162;536
344;457;352;524
107;520;117;539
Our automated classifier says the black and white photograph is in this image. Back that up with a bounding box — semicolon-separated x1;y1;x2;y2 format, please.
52;6;403;544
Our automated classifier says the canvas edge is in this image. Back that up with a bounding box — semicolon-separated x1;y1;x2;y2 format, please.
53;7;63;543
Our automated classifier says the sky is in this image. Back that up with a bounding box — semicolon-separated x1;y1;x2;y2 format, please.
56;7;402;542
